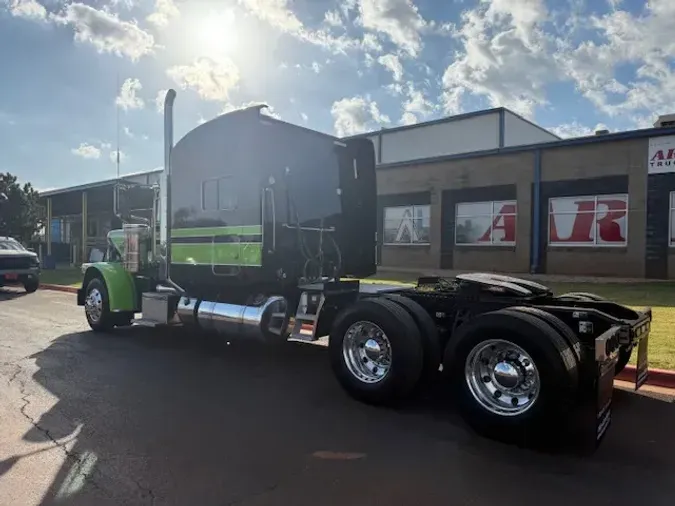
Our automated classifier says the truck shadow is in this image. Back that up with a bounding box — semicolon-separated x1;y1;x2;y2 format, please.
22;327;675;506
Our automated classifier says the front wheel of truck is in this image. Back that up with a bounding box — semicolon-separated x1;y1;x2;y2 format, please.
84;278;115;332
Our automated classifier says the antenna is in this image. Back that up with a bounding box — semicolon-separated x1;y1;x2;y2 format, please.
113;73;121;217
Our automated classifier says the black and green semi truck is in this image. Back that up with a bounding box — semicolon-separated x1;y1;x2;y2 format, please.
77;90;652;450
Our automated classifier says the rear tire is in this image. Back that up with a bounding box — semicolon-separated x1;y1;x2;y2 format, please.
23;278;39;294
382;294;442;387
443;309;579;445
84;278;115;332
329;297;424;406
502;306;582;365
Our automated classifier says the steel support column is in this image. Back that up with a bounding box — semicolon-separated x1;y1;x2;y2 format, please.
82;191;88;264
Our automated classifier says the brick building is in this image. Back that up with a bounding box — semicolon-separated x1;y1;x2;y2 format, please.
355;108;675;279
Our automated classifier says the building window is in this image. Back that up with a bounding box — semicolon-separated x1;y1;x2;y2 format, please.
455;200;517;246
548;194;628;247
383;205;430;245
202;176;237;211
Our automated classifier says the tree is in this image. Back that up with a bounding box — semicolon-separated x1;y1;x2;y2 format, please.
0;172;43;243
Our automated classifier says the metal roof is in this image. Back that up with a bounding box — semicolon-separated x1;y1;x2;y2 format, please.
39;168;163;198
376;124;675;170
341;107;561;141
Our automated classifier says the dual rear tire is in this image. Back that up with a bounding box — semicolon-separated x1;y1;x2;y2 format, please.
329;299;581;445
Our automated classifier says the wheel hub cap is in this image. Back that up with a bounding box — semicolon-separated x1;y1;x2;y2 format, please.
493;361;521;389
465;339;540;417
85;288;103;323
342;321;392;384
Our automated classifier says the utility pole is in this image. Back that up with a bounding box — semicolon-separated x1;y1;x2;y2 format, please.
114;72;121;217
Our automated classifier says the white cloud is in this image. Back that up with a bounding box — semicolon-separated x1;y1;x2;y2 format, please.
311;61;321;73
361;33;383;53
5;0;47;20
116;78;145;111
378;53;404;82
110;0;135;9
155;89;168;113
548;122;609;139
555;1;675;123
324;9;343;28
123;126;134;138
238;0;359;54
441;0;556;117
400;82;434;125
331;96;390;137
167;58;240;102
146;0;180;29
71;143;101;159
357;0;428;57
52;3;155;61
300;112;308;122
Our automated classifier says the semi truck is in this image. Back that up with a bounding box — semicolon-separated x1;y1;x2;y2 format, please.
77;90;652;449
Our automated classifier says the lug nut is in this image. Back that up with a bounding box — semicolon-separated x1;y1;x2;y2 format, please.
482;376;490;383
511;397;519;406
494;391;502;398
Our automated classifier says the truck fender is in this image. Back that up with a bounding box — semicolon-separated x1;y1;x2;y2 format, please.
79;263;138;313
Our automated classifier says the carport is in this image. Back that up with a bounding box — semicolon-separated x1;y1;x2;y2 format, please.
38;169;161;266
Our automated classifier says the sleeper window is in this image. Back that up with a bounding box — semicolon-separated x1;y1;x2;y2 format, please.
202;176;237;211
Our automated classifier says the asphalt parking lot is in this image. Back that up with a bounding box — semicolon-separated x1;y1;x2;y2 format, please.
2;289;675;506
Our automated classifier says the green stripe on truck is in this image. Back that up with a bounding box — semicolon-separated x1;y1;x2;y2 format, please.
171;225;262;238
171;242;262;266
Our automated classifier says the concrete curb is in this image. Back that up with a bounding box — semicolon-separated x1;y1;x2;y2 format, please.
616;365;675;390
39;284;78;294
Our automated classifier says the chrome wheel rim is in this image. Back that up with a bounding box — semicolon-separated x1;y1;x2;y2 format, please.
85;288;103;324
465;339;540;417
342;321;392;384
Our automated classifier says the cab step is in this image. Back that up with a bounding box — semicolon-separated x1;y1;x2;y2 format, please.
289;291;324;342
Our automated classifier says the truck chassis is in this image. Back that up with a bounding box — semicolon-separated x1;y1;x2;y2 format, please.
78;269;651;451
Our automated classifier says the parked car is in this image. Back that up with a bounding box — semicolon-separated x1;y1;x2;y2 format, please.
0;236;40;293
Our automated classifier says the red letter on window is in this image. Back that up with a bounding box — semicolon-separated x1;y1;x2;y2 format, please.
550;200;596;243
595;199;626;243
478;203;516;243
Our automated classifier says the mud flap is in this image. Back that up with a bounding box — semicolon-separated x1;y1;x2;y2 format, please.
595;356;616;447
635;334;649;391
576;352;617;453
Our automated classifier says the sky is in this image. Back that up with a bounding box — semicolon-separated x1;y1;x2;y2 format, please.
0;0;673;191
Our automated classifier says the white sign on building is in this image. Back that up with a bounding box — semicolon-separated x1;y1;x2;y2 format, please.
648;135;675;174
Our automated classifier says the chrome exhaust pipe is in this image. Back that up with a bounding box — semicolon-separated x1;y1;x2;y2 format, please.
176;296;288;340
161;89;183;295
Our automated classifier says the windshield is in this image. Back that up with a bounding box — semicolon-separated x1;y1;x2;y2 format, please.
0;239;25;251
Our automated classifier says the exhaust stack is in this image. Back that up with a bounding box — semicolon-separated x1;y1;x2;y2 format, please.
161;89;180;290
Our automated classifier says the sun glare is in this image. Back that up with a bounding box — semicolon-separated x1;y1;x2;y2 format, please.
194;10;239;57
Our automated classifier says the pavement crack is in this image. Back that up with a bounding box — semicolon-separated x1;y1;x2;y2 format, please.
13;376;112;500
131;475;156;506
